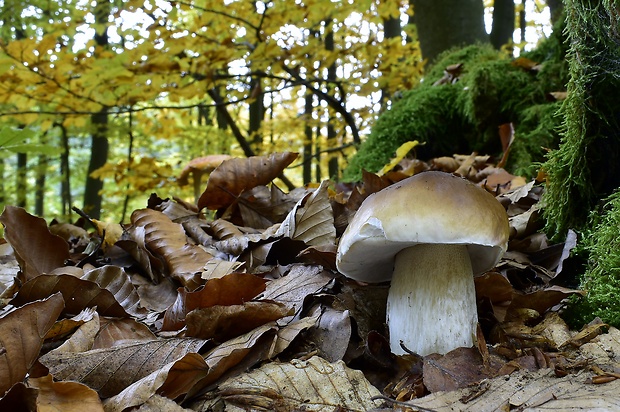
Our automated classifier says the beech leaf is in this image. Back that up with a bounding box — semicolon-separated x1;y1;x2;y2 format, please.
39;338;207;398
276;180;336;247
198;152;298;210
212;356;382;411
0;206;69;281
0;293;65;395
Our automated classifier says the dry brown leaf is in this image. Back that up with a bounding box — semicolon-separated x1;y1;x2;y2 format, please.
103;352;208;412
276;180;336;247
237;185;306;229
198;152;298;210
10;274;129;317
0;293;64;395
82;265;148;318
186;301;292;341
201;258;244;280
190;324;279;395
162;272;267;331
0;206;70;282
304;305;352;362
39;338;207;398
423;347;497;393
131;208;213;290
53;310;101;354
27;374;104;412
261;264;334;314
405;368;620;412
93;317;157;349
207;356;382;411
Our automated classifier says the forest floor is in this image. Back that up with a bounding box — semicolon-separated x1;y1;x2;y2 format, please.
1;152;619;411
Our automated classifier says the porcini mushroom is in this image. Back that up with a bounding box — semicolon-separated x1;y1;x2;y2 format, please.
336;171;509;356
178;155;232;202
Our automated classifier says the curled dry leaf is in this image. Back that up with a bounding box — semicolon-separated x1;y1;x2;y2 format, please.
209;356;382;411
0;206;70;281
39;338;207;398
276;180;336;247
186;300;292;341
131;208;213;290
27;374;104;412
10;274;129;318
162;272;267;331
103;352;208;412
0;293;64;396
198;152;298;211
82;265;147;318
261;264;334;315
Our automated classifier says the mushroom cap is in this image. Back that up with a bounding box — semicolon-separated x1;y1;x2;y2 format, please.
178;155;232;186
336;171;510;283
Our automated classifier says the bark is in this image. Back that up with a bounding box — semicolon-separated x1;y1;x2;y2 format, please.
34;153;47;216
412;0;488;63
16;153;27;208
490;0;516;49
59;123;72;217
82;1;111;219
324;21;338;180
303;92;314;184
83;109;109;219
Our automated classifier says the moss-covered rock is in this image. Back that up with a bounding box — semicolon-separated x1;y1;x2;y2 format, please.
343;20;568;182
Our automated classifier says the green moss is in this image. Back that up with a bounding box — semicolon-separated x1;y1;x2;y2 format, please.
343;22;570;182
510;102;563;176
563;191;620;328
542;0;620;239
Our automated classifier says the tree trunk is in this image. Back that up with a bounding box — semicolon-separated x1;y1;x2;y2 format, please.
34;153;47;216
83;109;109;219
547;0;564;24
82;1;110;219
325;20;338;180
59;123;72;217
412;0;488;63
16;153;27;208
248;76;264;152
303;91;314;185
381;10;401;112
490;0;515;49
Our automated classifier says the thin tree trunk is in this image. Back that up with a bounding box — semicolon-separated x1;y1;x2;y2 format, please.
34;153;47;216
83;1;110;219
16;153;27;208
412;0;488;63
303;91;313;184
325;20;338;180
59;123;72;217
490;0;516;49
83;108;109;219
381;9;401;111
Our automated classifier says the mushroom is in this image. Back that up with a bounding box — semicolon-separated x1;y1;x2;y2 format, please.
336;171;509;356
178;155;231;202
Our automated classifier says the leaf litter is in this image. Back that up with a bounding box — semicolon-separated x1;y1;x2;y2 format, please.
0;151;618;410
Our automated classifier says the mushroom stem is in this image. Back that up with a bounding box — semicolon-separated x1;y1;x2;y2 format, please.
387;243;477;356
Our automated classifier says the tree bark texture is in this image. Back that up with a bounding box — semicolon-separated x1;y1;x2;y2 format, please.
412;0;488;63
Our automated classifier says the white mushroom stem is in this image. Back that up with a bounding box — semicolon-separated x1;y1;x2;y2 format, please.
387;243;478;356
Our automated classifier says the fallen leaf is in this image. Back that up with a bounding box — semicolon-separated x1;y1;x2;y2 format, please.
276;180;336;247
186;301;292;341
162;272;266;331
0;293;64;395
0;206;70;281
27;374;104;412
39;338;207;398
206;356;382;411
10;274;130;317
198;152;298;210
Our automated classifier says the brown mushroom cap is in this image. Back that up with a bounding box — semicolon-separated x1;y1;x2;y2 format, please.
336;171;510;283
178;154;232;186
